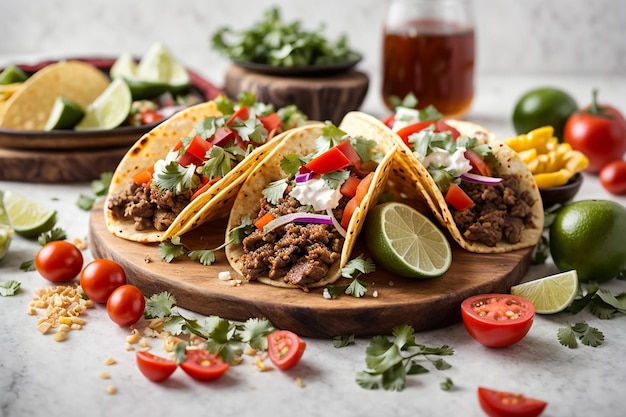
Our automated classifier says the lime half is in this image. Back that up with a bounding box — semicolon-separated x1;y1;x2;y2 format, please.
75;77;132;130
44;96;85;130
2;190;57;238
510;270;578;314
0;65;29;85
364;202;452;278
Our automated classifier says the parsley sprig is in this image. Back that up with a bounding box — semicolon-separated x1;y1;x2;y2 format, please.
356;324;454;391
324;255;375;299
557;322;605;348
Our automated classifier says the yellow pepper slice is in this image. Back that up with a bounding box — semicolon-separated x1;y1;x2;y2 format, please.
533;169;572;188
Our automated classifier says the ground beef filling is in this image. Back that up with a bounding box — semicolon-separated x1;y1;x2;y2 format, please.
240;195;344;288
452;175;536;247
107;183;191;231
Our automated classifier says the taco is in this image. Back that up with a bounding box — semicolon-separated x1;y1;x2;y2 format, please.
105;94;307;243
225;121;398;290
340;110;544;254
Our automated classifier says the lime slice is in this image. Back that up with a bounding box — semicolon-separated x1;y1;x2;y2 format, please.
110;52;138;79
0;65;29;85
123;78;169;100
44;96;85;130
136;42;190;88
510;270;578;314
75;77;132;130
364;202;452;278
2;190;57;238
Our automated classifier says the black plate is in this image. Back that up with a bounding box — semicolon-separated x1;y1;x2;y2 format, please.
232;53;362;76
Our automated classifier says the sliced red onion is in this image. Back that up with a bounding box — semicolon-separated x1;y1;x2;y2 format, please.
295;172;314;184
460;172;503;186
326;208;347;238
262;212;333;234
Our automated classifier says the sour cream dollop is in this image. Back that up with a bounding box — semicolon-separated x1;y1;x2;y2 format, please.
422;147;472;177
289;178;342;211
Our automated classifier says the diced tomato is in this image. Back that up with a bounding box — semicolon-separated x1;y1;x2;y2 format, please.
186;135;213;161
135;351;177;382
226;106;250;126
381;114;395;129
434;120;461;140
267;330;306;371
258;112;282;134
464;148;492;177
445;183;474;210
176;151;201;167
173;140;184;152
141;110;164;125
211;126;238;147
355;171;375;204
395;121;435;146
335;140;362;165
179;348;230;381
254;211;275;231
477;387;547;417
340;196;359;230
132;166;154;185
304;146;352;174
340;175;361;198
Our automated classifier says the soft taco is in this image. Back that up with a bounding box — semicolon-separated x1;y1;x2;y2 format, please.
105;94;307;243
340;110;544;254
225;121;398;290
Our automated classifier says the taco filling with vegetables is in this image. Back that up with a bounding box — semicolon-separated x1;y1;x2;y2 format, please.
105;93;307;243
226;121;396;290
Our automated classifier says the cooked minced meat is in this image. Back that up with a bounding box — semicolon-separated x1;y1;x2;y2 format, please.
240;195;344;288
452;175;535;247
107;183;191;231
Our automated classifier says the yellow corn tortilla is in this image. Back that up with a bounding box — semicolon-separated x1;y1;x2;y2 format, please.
0;61;110;130
225;122;398;289
340;111;544;254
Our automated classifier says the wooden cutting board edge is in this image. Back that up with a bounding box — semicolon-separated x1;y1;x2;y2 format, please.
89;200;533;338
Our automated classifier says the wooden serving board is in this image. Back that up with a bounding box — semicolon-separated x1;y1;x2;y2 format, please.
89;200;533;338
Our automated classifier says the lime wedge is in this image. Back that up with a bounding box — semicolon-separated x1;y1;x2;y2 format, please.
110;52;138;79
2;190;57;238
123;78;169;100
510;270;578;314
364;202;452;278
0;225;13;261
44;96;86;130
0;65;29;85
75;77;132;130
136;42;190;88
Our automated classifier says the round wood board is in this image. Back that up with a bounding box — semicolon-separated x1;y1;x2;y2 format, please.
89;200;533;338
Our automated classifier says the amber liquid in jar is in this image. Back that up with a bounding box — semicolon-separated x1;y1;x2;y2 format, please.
382;19;475;118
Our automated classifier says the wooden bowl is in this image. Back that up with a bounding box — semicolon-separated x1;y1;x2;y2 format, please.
539;173;584;208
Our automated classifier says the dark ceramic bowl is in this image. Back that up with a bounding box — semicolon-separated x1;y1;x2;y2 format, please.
539;172;584;208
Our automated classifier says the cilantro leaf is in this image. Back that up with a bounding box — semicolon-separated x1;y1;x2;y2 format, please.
153;160;199;194
38;228;67;245
440;377;454;391
240;318;275;351
280;154;303;178
20;260;35;272
322;170;350;190
205;318;244;363
199;146;236;180
333;334;355;348
76;194;96;211
188;249;216;266
158;237;186;263
327;255;375;299
557;322;604;348
144;291;177;319
0;280;21;296
342;255;375;278
262;179;288;205
345;278;368;298
228;217;255;244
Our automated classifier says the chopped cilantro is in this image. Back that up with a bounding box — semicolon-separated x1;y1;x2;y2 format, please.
153;160;199;194
280;154;304;178
38;227;67;245
0;280;21;296
322;170;350;190
262;179;289;206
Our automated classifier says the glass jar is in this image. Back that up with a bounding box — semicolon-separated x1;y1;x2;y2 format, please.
382;0;475;118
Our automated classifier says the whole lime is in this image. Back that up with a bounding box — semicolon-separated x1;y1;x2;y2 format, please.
549;200;626;282
512;87;578;141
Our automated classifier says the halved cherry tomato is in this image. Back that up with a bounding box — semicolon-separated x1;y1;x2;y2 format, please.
132;166;154;185
35;241;84;283
340;196;359;230
180;348;230;381
254;211;276;230
445;183;474;210
106;284;146;327
80;259;127;304
335;140;362;165
304;146;352;174
478;387;547;417
186;135;212;161
340;175;361;198
267;330;306;371
226;106;250;126
136;350;178;382
258;112;282;134
464;148;492;177
461;294;535;348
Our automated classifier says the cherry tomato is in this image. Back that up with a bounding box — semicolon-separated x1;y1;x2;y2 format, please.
135;350;178;382
179;348;230;381
478;387;548;417
80;259;127;304
106;284;145;327
34;241;83;283
564;89;626;173
267;330;306;371
461;294;534;348
599;160;626;195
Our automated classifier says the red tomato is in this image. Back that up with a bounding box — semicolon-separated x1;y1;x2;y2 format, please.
258;112;282;134
106;284;146;327
226;106;250;126
599;159;626;195
381;114;395;129
461;294;535;348
135;350;178;382
267;330;306;371
335;140;362;165
340;175;361;198
464;148;492;177
185;135;212;161
478;387;548;417
80;259;127;304
445;183;474;211
304;146;352;174
564;90;626;173
35;241;83;283
340;196;359;230
355;171;374;204
141;110;164;125
396;121;434;146
179;348;230;381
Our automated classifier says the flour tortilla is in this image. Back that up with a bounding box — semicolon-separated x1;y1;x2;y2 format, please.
104;100;288;242
340;111;544;254
225;122;398;289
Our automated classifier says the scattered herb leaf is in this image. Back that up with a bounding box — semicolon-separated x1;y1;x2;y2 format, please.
0;280;21;296
557;321;604;348
333;334;355;348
